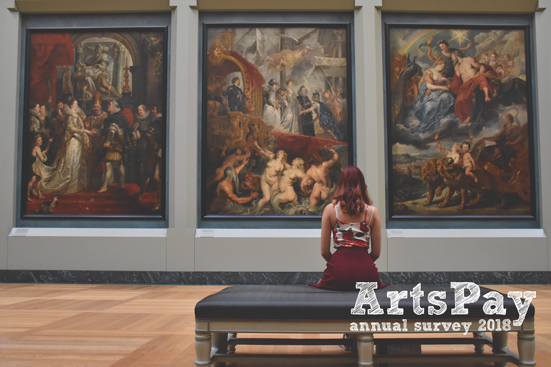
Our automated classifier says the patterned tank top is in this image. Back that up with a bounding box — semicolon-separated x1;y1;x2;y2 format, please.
333;204;373;248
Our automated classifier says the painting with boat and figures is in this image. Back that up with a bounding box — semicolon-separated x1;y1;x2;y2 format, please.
22;29;168;219
386;25;535;219
202;26;353;218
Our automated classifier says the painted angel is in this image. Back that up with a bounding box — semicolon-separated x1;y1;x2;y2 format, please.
263;44;325;72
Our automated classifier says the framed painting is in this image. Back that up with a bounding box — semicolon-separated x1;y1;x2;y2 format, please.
200;15;354;220
383;14;537;224
20;19;169;224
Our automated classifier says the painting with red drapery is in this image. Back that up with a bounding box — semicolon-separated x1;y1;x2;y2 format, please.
202;25;353;218
271;131;347;161
22;27;169;221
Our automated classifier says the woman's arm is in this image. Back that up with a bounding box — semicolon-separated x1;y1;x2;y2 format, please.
426;40;437;63
254;141;275;159
234;157;249;176
300;172;314;194
369;207;381;262
424;71;449;92
300;104;316;115
459;42;473;54
325;92;337;104
66;116;86;135
320;204;334;262
322;149;339;168
436;141;449;154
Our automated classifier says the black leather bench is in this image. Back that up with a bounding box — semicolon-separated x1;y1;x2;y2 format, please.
194;284;536;366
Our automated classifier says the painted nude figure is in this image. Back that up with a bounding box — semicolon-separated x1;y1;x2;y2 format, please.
451;52;493;124
208;147;251;186
272;158;305;210
27;135;49;201
301;148;339;209
210;157;259;213
254;141;289;211
263;45;319;73
436;141;461;163
460;141;478;183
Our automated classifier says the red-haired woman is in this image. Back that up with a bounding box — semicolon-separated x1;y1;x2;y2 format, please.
309;166;385;290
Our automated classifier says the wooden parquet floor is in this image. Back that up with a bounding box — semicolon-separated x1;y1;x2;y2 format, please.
0;283;548;366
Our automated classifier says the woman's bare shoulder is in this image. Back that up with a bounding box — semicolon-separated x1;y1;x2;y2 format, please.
369;205;381;220
322;203;337;218
324;203;335;213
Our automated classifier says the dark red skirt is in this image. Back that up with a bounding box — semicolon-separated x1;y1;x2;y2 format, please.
309;246;386;291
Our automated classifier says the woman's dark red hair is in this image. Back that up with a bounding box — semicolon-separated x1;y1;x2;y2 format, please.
333;166;372;216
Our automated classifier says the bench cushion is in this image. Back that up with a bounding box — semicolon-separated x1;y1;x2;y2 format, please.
195;284;534;321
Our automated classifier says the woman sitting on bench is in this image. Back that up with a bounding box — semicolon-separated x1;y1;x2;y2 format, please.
309;166;386;290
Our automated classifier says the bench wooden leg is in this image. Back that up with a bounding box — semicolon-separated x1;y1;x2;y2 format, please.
357;334;374;367
351;334;358;351
518;329;536;367
492;331;508;367
227;333;237;354
211;332;227;367
195;331;212;367
473;332;486;354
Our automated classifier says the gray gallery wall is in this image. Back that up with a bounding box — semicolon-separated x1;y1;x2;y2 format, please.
1;0;549;274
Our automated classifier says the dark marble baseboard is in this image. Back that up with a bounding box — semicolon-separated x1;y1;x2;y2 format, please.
0;270;550;285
